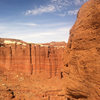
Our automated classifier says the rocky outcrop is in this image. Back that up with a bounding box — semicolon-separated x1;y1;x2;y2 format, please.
2;0;100;99
64;0;100;99
0;38;65;78
0;71;66;100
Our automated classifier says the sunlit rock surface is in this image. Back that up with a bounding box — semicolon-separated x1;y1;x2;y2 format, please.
64;0;100;99
0;38;66;100
0;38;65;78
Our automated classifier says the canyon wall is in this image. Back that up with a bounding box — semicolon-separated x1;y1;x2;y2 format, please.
1;0;100;99
64;0;100;99
0;38;65;78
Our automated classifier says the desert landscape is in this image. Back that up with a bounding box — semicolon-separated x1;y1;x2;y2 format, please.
0;0;100;100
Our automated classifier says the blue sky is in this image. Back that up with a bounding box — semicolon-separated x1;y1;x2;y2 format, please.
0;0;87;43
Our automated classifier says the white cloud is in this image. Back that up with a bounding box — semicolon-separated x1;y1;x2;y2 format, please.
57;13;66;17
18;23;37;27
25;5;56;15
25;0;88;16
51;0;70;10
17;26;70;43
25;0;70;16
74;0;88;5
67;0;87;15
39;22;68;27
68;9;79;15
0;22;71;43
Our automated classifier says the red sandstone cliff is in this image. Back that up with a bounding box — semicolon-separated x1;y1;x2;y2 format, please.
64;0;100;100
0;38;65;78
1;0;100;99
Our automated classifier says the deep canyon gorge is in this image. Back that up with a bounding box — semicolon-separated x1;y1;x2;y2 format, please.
0;0;100;100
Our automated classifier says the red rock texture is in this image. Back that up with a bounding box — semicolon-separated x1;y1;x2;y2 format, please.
0;71;66;100
0;38;65;78
64;0;100;99
0;38;66;100
1;0;100;99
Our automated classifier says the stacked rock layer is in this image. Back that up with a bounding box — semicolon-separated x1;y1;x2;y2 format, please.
0;38;65;78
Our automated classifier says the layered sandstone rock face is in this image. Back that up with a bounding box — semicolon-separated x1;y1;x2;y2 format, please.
0;38;66;100
0;38;65;78
64;0;100;99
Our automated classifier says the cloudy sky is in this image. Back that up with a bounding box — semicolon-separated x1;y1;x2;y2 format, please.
0;0;87;43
